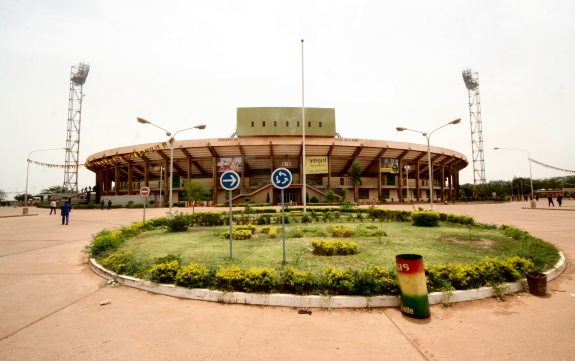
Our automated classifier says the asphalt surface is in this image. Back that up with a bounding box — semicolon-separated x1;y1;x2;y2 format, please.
0;200;574;360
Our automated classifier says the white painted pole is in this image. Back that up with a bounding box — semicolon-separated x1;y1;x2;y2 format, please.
301;39;306;215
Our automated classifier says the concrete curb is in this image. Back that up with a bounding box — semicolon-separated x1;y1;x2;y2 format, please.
521;207;575;211
89;252;565;309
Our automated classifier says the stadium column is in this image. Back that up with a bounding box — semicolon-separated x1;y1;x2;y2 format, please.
105;166;111;196
398;161;403;202
448;167;452;202
212;157;217;204
115;163;120;195
455;167;460;200
415;162;420;202
327;154;331;190
95;170;102;202
144;161;149;187
127;161;133;195
440;164;445;202
377;154;382;200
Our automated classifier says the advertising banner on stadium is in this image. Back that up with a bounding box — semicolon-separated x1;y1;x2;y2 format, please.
381;158;399;173
217;157;243;173
306;156;328;174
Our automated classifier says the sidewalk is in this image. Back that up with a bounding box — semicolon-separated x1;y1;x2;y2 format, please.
0;201;573;360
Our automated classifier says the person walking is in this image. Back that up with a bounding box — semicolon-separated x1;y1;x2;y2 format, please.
100;199;105;210
558;195;563;207
49;200;57;215
548;195;555;207
107;199;112;210
60;201;72;225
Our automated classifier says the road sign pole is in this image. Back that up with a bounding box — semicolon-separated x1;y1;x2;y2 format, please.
229;190;233;259
281;189;286;264
143;196;147;221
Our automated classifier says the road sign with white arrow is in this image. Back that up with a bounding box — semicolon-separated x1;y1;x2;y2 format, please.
271;168;292;189
220;171;240;191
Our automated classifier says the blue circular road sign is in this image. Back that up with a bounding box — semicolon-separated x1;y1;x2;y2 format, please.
271;168;292;189
220;171;240;191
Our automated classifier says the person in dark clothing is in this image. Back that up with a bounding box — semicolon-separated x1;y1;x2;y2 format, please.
535;195;539;201
61;201;72;225
558;195;563;207
100;199;105;210
108;199;112;210
548;195;555;207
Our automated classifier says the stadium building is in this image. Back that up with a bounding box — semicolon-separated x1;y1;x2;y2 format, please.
86;107;468;206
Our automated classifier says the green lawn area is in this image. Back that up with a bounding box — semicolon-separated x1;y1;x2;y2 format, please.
115;222;533;272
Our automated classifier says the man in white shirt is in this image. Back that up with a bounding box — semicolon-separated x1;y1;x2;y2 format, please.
50;200;57;215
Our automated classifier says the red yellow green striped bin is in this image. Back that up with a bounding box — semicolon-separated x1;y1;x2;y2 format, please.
396;254;430;318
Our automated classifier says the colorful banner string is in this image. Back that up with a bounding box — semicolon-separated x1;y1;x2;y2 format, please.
28;141;169;169
530;158;575;174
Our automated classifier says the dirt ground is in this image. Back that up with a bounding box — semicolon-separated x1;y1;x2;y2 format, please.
0;200;574;361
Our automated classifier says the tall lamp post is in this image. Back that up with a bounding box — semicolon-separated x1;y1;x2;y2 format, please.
494;147;536;208
137;118;206;216
396;118;461;211
24;147;68;215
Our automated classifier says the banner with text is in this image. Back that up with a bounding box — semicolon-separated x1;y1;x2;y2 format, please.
306;156;328;174
381;158;399;173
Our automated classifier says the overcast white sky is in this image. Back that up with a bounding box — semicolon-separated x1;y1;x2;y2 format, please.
1;0;574;199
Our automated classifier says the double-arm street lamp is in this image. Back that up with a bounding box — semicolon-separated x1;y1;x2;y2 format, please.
396;118;461;211
137;118;206;216
494;147;536;208
24;147;68;215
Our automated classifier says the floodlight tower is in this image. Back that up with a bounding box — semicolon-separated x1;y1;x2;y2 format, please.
462;68;487;196
63;63;90;193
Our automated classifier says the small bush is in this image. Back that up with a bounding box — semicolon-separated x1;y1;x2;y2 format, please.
221;229;252;240
166;211;192;232
310;196;319;203
278;267;315;294
175;264;211;288
233;224;256;234
215;265;245;291
327;225;356;237
149;260;180;283
101;251;143;276
412;211;440;227
242;268;276;292
268;226;280;239
312;240;358;256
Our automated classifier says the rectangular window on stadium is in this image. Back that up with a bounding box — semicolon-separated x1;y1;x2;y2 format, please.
319;122;322;127
297;121;300;127
308;121;311;127
251;122;254;127
358;190;369;199
286;121;289;126
381;190;390;199
262;121;266;127
274;121;277;127
386;174;396;185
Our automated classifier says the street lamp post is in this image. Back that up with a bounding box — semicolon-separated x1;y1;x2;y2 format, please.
494;147;536;208
24;148;68;215
396;119;461;211
137;118;205;216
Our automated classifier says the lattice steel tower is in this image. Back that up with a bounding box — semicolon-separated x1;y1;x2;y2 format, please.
63;63;90;193
462;68;487;195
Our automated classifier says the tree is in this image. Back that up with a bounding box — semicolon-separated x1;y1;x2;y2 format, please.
41;185;69;194
183;181;211;214
341;187;348;202
15;193;33;202
325;189;336;203
350;160;362;202
0;189;6;201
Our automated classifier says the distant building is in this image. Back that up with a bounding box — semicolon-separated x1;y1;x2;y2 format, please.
86;107;468;205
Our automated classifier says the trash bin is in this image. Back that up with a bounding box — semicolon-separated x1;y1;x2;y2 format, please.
396;254;430;318
526;272;547;296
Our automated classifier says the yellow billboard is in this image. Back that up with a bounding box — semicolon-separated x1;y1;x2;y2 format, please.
306;156;328;174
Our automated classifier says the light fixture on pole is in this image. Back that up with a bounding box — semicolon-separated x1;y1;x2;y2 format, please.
24;147;68;215
137;117;206;216
404;165;411;202
494;147;536;208
396;118;461;211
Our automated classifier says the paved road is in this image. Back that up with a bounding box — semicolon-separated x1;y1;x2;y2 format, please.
0;201;573;360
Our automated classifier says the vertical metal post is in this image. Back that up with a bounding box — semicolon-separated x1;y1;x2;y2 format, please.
281;188;286;264
426;136;434;211
143;196;147;221
301;39;306;215
229;190;233;259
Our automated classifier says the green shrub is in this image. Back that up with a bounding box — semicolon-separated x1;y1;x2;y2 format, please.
215;265;245;291
221;229;252;240
175;264;212;288
149;260;180;283
412;211;440;227
287;227;304;238
194;211;225;226
268;226;280;239
278;267;315;294
359;266;399;295
327;225;355;237
322;266;358;294
310;196;319;203
311;240;358;256
233;224;256;234
165;211;192;232
154;254;181;264
101;251;142;276
90;229;125;257
260;225;272;234
242;268;276;292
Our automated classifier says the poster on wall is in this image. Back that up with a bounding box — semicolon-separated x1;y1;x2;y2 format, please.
217;157;243;173
381;158;399;173
306;156;328;174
